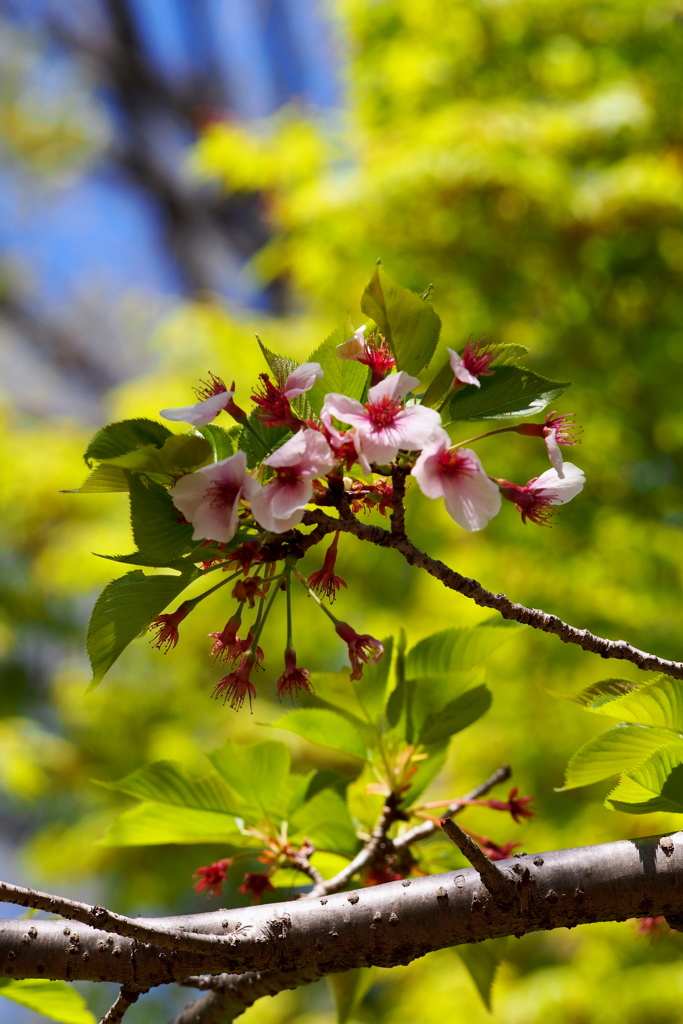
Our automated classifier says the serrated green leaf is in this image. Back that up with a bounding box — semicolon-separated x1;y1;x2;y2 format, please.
86;568;198;687
301;671;370;729
197;423;239;461
606;742;683;813
93;551;195;568
386;629;408;733
327;967;377;1024
559;724;683;791
94;760;239;812
448;365;570;421
306;319;370;415
0;979;95;1024
84;418;172;467
207;739;291;826
357;636;394;723
128;474;195;562
271;708;367;760
406;624;523;679
103;434;212;475
588;675;683;728
419;684;492;745
289;788;359;857
421;359;453;409
98;801;253;846
361;264;441;376
237;411;290;468
257;336;299;387
401;742;450;807
563;678;640;709
64;465;129;493
492;344;529;366
456;937;508;1010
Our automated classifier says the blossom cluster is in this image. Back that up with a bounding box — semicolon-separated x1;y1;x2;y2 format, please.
149;328;584;710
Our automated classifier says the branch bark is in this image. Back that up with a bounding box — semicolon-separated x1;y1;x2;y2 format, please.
172;966;324;1024
302;510;683;679
1;832;683;989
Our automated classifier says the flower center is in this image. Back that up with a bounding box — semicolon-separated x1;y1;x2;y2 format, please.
437;449;476;478
194;372;228;401
207;481;241;510
364;395;401;430
275;467;301;486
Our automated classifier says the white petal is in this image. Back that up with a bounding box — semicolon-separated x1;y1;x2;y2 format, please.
532;463;585;505
543;429;564;477
442;470;501;531
367;370;420;404
336;326;366;360
160;390;233;426
251;479;312;533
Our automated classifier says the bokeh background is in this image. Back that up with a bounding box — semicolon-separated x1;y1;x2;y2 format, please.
2;0;683;1021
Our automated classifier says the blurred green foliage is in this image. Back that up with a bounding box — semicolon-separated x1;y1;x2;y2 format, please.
3;0;683;1021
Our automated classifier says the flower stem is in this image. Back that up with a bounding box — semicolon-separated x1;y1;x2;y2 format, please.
293;567;340;626
450;424;520;448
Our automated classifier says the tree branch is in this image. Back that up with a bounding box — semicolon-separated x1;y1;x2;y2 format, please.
309;795;400;897
101;986;144;1024
172;966;324;1024
1;832;683;987
302;510;683;679
440;818;516;903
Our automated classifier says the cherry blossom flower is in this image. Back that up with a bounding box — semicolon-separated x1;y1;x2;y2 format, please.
516;412;581;476
193;858;233;897
322;371;442;474
466;830;521;861
447;336;498;388
207;611;242;663
169;451;260;544
411;428;501;531
251;362;323;430
276;649;313;700
496;463;585;526
635;916;668;942
238;872;276;904
212;651;259;711
160;373;244;426
250;428;338;534
483;787;535;824
232;576;266;608
149;602;192;652
335;621;384;681
337;325;396;386
308;532;347;601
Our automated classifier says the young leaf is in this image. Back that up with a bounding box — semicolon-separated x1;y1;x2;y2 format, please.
84;418;172;466
587;675;683;729
562;678;640;709
421;359;453;409
207;738;291;825
606;741;683;813
94;760;238;813
418;684;492;745
99;801;253;847
197;423;238;461
356;636;394;723
271;708;367;760
289;788;359;857
456;937;508;1011
361;264;441;376
128;474;196;563
448;365;569;421
327;967;377;1024
93;551;196;568
257;336;298;386
86;568;198;687
492;344;529;366
406;624;523;679
103;434;212;475
306;319;369;415
64;465;129;493
386;629;408;733
559;724;683;791
0;979;96;1024
237;411;289;468
400;742;449;807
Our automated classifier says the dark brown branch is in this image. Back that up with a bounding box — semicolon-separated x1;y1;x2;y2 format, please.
301;510;683;679
101;986;144;1024
394;764;512;849
289;842;326;890
440;818;516;903
172;966;324;1024
2;832;683;987
390;466;408;535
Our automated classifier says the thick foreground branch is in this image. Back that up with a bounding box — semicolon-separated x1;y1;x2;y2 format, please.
302;511;683;679
1;832;683;989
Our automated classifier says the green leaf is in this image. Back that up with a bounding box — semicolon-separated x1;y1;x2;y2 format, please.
289;788;359;857
197;423;239;461
418;684;492;745
257;336;299;386
456;937;508;1010
95;760;239;812
271;708;367;760
606;741;683;813
562;678;640;709
559;724;683;791
327;967;377;1024
448;365;570;421
302;671;371;729
207;739;291;826
238;411;290;469
401;742;450;807
421;359;453;409
103;434;212;475
406;624;523;678
357;636;394;723
0;979;95;1024
386;629;408;733
128;474;195;562
492;344;529;366
586;675;683;730
86;568;198;687
306;319;370;415
64;465;129;493
361;264;441;376
84;418;172;466
93;551;196;568
99;801;254;846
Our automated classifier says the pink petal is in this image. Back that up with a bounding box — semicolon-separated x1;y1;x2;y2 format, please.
447;348;480;388
336;326;366;361
367;370;420;404
543;429;564;477
442;469;501;531
160;390;234;426
322;393;369;430
283;362;324;399
191;488;242;543
251;478;313;533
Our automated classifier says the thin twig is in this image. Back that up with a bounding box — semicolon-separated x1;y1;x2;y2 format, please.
302;510;683;680
393;764;511;849
289;841;326;889
309;796;399;897
440;818;516;903
101;986;144;1024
